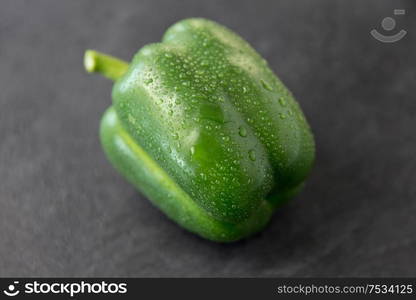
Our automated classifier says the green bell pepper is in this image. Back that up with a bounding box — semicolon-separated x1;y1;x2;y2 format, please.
84;18;315;242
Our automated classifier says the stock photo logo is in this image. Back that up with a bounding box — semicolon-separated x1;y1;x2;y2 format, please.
2;280;127;297
371;9;407;43
3;281;20;297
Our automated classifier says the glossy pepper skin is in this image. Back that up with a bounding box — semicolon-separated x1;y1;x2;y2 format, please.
84;18;315;242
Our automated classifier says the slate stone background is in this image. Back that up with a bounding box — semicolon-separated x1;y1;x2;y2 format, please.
1;0;415;277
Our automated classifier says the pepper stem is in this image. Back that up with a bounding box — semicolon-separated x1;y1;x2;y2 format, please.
84;50;129;81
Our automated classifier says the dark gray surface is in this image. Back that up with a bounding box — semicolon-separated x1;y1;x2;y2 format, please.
1;0;415;277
